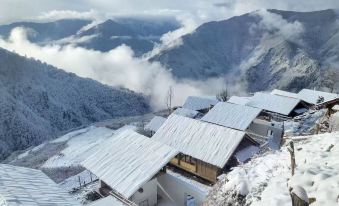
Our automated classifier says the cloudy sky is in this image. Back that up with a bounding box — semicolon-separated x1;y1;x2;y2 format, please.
2;0;339;24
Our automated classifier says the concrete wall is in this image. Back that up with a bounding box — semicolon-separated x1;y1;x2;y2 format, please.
157;173;207;206
131;178;157;206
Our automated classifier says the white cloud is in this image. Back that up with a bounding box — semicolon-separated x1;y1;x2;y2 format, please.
0;27;226;109
36;9;103;22
253;9;305;44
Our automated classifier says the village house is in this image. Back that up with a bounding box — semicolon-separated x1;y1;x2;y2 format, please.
0;164;81;206
82;130;178;206
271;89;300;99
227;96;252;105
172;107;200;118
245;92;308;120
201;102;283;149
144;116;167;135
152;114;259;183
201;102;263;131
297;89;338;106
182;96;219;114
272;88;339;109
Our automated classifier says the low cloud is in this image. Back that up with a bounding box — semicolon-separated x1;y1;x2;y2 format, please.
36;9;103;22
145;13;198;58
253;9;305;44
0;27;226;109
239;9;305;71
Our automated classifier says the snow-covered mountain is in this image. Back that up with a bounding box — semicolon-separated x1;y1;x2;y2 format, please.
0;48;151;159
77;17;180;55
152;9;339;92
0;17;180;56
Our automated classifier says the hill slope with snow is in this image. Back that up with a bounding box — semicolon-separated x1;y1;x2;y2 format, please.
152;9;339;92
205;131;339;206
0;48;150;159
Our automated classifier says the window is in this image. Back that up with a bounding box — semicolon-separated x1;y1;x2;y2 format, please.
267;130;273;136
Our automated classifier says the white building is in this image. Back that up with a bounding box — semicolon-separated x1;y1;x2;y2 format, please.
182;96;219;113
82;130;178;206
0;164;80;206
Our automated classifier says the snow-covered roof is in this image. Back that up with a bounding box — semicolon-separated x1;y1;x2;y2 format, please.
182;96;219;111
246;92;301;116
144;116;166;132
152;114;247;168
173;107;199;118
271;89;299;99
201;102;262;131
0;164;80;206
89;196;125;206
82;130;178;198
297;89;338;105
227;96;251;106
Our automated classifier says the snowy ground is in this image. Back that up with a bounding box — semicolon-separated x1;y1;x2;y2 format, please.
59;170;98;192
205;132;339;206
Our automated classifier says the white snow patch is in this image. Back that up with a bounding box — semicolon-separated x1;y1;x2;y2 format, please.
208;132;339;206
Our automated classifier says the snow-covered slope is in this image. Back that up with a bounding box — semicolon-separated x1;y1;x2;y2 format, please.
205;132;339;206
0;48;150;159
152;9;339;92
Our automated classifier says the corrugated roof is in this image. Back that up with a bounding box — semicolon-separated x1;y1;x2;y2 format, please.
271;89;299;99
297;89;338;105
152;114;246;168
89;196;125;206
246;92;300;116
173;108;199;118
0;164;80;206
227;96;251;105
144;116;166;132
182;96;219;111
201;102;262;131
82;130;178;198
